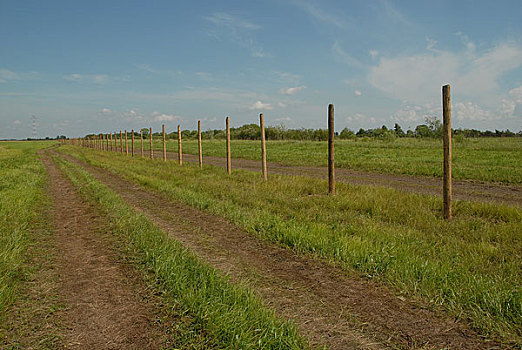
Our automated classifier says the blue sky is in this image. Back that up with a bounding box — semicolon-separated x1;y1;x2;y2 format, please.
1;0;521;139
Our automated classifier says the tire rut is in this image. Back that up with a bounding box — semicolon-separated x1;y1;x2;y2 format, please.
57;151;503;350
40;152;171;349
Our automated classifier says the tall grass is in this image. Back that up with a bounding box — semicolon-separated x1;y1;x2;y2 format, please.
0;141;51;323
61;145;522;344
53;155;310;349
140;137;522;183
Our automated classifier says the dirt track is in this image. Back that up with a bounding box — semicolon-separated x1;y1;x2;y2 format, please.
141;150;522;207
39;152;171;349
58;151;503;350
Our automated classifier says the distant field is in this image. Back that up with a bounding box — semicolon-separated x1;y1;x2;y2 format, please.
136;137;522;184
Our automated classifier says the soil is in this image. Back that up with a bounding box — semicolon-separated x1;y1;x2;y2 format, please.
149;150;521;207
36;152;173;349
58;151;507;350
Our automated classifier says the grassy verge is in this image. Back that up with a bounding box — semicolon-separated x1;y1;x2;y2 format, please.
0;141;53;324
52;154;310;350
61;145;522;344
137;137;521;183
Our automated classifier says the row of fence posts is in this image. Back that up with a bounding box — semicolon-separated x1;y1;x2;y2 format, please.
62;84;453;219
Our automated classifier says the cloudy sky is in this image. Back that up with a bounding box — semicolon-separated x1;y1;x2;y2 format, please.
1;0;521;139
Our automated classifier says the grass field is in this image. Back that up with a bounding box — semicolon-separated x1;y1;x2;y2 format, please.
61;144;522;344
0;141;53;323
132;137;522;183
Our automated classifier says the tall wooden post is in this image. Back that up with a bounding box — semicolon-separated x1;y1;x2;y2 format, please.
131;130;135;157
226;116;231;175
328;104;335;195
149;127;153;159
260;113;267;181
125;130;128;155
198;120;202;169
120;130;123;153
163;124;167;162
106;133;109;151
442;85;452;220
140;129;144;157
178;125;182;165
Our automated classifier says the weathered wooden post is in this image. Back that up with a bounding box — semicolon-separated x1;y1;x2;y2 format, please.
226;116;231;175
106;133;109;151
442;85;452;220
140;129;144;157
149;127;153;159
131;130;135;157
178;125;182;165
110;133;113;152
163;124;167;162
328;104;335;195
125;130;129;155
198;120;202;169
120;130;123;153
260;113;267;181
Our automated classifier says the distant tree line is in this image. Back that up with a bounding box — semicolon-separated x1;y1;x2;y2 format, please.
84;118;520;141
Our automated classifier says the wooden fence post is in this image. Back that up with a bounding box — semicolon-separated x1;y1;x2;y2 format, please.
226;116;231;175
125;130;129;155
149;127;153;159
260;113;267;181
178;125;182;165
106;133;109;151
442;85;452;220
141;129;144;157
163;124;167;162
120;130;123;153
328;104;335;195
131;130;135;157
198;120;202;169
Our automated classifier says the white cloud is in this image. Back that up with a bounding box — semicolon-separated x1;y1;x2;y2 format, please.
12;120;21;125
0;68;19;81
354;90;362;96
332;41;365;68
278;102;287;108
65;73;109;84
204;12;260;30
275;117;292;123
152;113;182;122
346;113;374;124
292;1;348;29
425;37;438;51
369;50;379;60
280;85;306;95
454;102;493;121
368;41;522;106
249;101;273;110
204;12;266;58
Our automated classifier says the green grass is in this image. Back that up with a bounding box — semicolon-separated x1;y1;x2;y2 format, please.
133;137;522;183
0;141;54;324
61;145;522;345
53;154;310;350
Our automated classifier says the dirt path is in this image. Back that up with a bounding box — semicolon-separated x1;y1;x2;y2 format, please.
39;152;171;349
139;150;522;207
59;151;503;350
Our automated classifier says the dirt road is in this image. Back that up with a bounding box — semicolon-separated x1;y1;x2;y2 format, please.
36;152;172;349
59;151;503;350
137;150;522;207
